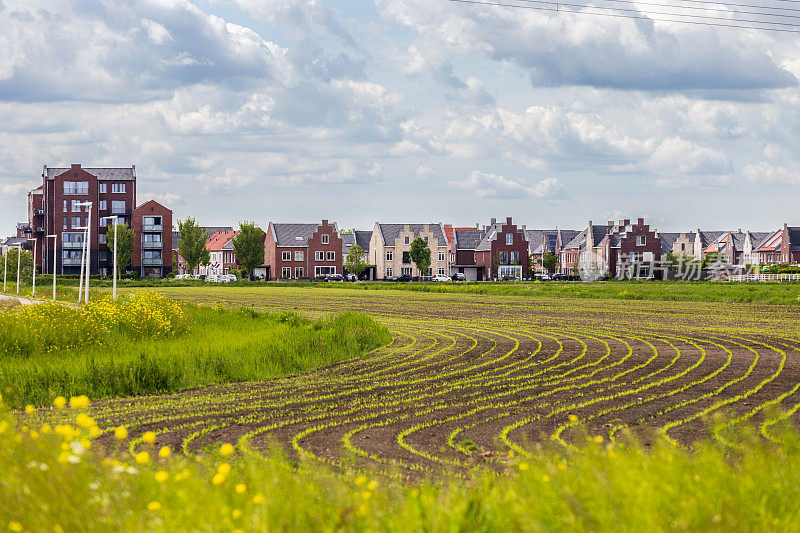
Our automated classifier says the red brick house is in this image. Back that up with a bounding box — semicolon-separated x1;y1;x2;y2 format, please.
605;218;662;277
450;225;486;280
264;220;343;280
753;224;800;265
474;217;529;280
199;230;238;278
132;200;173;278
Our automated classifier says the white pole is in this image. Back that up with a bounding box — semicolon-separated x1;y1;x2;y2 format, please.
113;219;118;300
85;203;92;304
78;228;87;302
48;235;57;301
2;245;6;292
16;244;22;295
31;239;36;297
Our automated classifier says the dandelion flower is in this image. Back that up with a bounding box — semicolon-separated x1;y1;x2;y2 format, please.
518;462;530;471
158;446;171;459
69;395;90;409
355;475;367;486
220;443;235;456
567;414;578;423
24;405;36;414
231;509;242;520
75;413;95;428
135;451;150;464
142;431;156;444
252;493;265;505
217;463;231;475
593;435;604;444
114;426;128;440
235;484;246;494
147;501;161;512
367;480;378;491
53;396;66;409
542;474;551;483
212;473;226;485
40;423;51;434
154;471;169;483
9;522;23;532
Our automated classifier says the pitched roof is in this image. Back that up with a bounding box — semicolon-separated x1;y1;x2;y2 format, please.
564;229;587;250
45;166;135;181
376;224;447;246
202;226;234;237
454;228;484;250
754;230;781;250
789;227;800;251
2;237;27;248
591;225;613;246
476;222;522;251
355;230;372;254
697;231;725;247
206;231;237;252
557;230;581;249
658;233;681;255
271;222;338;247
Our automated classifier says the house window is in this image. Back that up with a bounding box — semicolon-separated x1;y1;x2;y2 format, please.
99;183;107;193
282;267;291;278
98;234;106;244
112;201;126;214
99;200;107;210
386;268;393;278
402;251;411;264
282;251;291;261
62;217;67;229
402;267;412;276
438;251;445;261
63;200;67;213
63;181;88;195
506;234;513;245
144;250;162;259
404;236;409;245
326;251;335;261
100;218;106;227
144;234;162;243
295;251;303;261
295;267;304;278
386;251;393;261
71;216;82;228
315;266;336;277
424;236;428;243
71;200;82;212
315;251;324;261
111;183;126;194
321;234;329;245
636;236;646;246
438;268;446;275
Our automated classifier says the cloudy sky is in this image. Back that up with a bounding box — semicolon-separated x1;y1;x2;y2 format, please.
1;0;798;235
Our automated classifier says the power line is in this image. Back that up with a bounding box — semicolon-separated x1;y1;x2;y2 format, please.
544;0;800;18
447;0;800;32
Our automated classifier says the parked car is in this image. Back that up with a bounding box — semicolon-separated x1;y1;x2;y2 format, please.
325;274;344;282
500;275;518;281
174;273;191;280
432;274;450;282
534;273;551;281
221;274;237;283
345;273;357;281
451;273;467;281
393;274;413;282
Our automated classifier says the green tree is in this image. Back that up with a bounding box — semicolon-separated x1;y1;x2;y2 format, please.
0;248;32;283
104;223;134;277
408;237;431;280
345;243;366;279
702;251;726;268
541;252;559;273
178;218;210;276
232;221;265;281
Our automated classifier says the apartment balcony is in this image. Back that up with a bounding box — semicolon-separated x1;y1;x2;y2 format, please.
142;258;163;266
143;224;163;232
32;226;44;233
62;241;84;249
62;258;82;266
33;209;44;217
142;241;163;249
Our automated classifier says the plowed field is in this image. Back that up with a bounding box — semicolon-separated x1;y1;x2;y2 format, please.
91;286;800;474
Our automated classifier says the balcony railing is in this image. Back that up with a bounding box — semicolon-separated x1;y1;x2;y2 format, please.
62;258;83;266
143;224;163;232
142;258;163;266
143;241;162;249
62;241;84;249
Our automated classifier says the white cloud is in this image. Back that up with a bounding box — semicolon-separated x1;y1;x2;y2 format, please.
743;162;800;185
453;171;564;199
1;182;37;195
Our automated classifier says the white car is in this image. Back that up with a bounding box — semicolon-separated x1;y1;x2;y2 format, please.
432;274;450;282
174;273;191;279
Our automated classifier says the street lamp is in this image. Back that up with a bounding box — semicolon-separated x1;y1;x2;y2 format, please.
102;215;119;300
46;234;57;301
75;201;93;304
15;243;22;295
26;238;37;298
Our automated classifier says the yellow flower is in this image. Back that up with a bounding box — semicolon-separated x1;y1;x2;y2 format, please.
158;446;171;459
217;463;231;475
88;426;102;438
567;414;578;423
252;493;265;505
29;430;39;440
356;504;367;517
593;435;604;444
53;396;66;409
542;474;551;483
212;473;226;485
355;475;367;486
135;451;150;464
142;431;156;444
518;462;530;471
220;443;235;456
154;471;169;483
9;521;23;532
40;423;51;434
24;404;36;414
114;426;128;440
235;484;247;494
367;480;378;491
69;395;90;409
231;509;242;520
75;413;95;428
147;501;161;512
361;491;371;500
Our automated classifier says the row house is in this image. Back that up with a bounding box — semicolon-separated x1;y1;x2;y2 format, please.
369;223;449;280
449;226;485;281
474;217;529;281
22;164;137;276
526;228;580;273
263;220;342;280
198;230;238;278
131;200;173;278
752;224;800;265
341;230;375;280
658;232;696;259
174;226;234;275
560;222;612;275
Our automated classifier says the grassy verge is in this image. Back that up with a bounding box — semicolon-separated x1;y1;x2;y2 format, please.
4;403;800;531
0;294;390;408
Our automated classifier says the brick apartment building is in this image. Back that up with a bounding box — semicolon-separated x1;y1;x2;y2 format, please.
474;217;530;281
263;220;343;280
21;164;137;275
132;200;173;277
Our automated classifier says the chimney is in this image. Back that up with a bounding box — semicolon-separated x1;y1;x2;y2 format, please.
322;219;328;226
521;225;526;231
490;218;497;225
476;223;479;230
637;218;644;226
506;216;512;225
607;220;614;227
70;163;81;171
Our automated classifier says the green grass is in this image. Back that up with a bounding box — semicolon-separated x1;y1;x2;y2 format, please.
4;405;800;531
0;298;390;408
